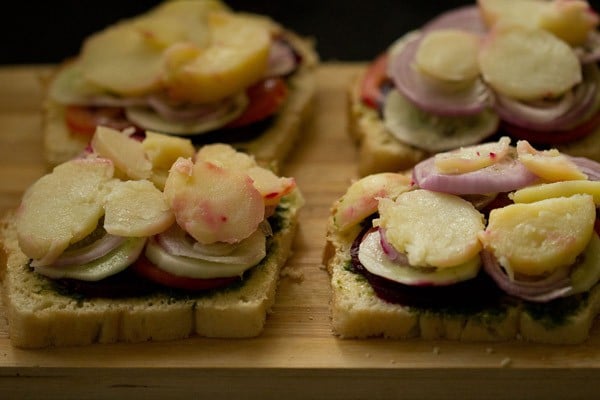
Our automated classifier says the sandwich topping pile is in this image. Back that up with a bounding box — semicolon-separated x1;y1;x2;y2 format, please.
18;128;295;294
0;126;302;347
353;0;600;174
45;0;317;167
326;137;600;343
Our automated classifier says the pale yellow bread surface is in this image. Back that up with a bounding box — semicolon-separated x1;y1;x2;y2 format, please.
0;190;303;348
323;212;600;344
43;30;318;171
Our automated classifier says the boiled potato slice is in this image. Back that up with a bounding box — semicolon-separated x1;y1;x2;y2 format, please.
511;180;600;204
479;25;581;100
91;126;152;180
539;0;599;46
103;180;174;237
434;136;511;174
196;143;295;205
516;140;586;181
164;157;264;244
478;0;548;29
375;190;485;268
80;23;165;96
163;11;270;103
479;194;595;276
333;173;412;232
16;158;114;264
142;131;195;170
415;29;481;82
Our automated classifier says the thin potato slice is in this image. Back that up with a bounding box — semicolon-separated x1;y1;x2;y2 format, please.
479;194;595;276
375;189;485;268
479;25;581;100
16;158;114;264
434;136;511;174
516;140;587;181
91;126;152;180
511;180;600;204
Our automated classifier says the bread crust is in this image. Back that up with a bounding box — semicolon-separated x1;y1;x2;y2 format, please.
0;190;303;348
324;192;600;344
43;29;318;171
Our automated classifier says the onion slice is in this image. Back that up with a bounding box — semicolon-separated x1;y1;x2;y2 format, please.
493;64;599;131
31;233;126;268
266;38;299;78
155;223;266;265
576;31;600;64
387;34;492;117
413;155;539;195
481;250;572;302
568;156;600;181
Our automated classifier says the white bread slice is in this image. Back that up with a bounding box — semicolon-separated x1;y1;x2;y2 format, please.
0;189;303;348
323;201;600;344
43;29;318;171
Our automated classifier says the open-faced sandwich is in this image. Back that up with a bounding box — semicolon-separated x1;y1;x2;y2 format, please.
0;127;303;348
44;0;318;170
349;0;600;175
324;137;600;343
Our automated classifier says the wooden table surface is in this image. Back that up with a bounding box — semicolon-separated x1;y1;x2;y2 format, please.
1;64;600;400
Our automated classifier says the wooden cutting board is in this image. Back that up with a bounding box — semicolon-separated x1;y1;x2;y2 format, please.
1;64;599;400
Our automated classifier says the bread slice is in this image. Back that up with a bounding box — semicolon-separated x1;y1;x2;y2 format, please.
0;189;303;348
323;195;600;345
43;28;318;171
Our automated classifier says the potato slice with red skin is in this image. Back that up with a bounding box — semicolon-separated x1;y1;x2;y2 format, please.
196;143;295;205
164;157;264;244
333;173;412;232
103;180;175;237
16;158;114;264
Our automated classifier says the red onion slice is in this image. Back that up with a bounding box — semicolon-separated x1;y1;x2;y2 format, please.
378;228;409;264
387;34;492;117
493;64;599;131
146;95;232;123
568;156;600;181
422;5;488;35
576;30;600;64
413;155;539;195
481;250;573;302
266;38;299;77
31;233;126;268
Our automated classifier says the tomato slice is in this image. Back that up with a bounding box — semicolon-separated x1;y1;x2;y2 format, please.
502;108;600;145
65;105;137;136
131;255;239;291
360;52;389;109
227;77;288;128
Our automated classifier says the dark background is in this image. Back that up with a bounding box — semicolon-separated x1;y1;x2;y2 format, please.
0;0;478;64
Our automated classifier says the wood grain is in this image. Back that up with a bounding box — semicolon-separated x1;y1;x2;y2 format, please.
1;64;599;400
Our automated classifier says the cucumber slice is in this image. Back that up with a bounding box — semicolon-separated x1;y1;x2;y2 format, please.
34;237;146;281
383;88;499;152
358;229;481;286
125;93;248;135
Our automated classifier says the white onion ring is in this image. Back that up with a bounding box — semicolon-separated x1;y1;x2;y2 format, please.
147;95;232;123
481;250;573;302
155;224;266;264
422;5;488;35
412;155;539;195
387;34;492;116
493;64;599;131
31;233;126;268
